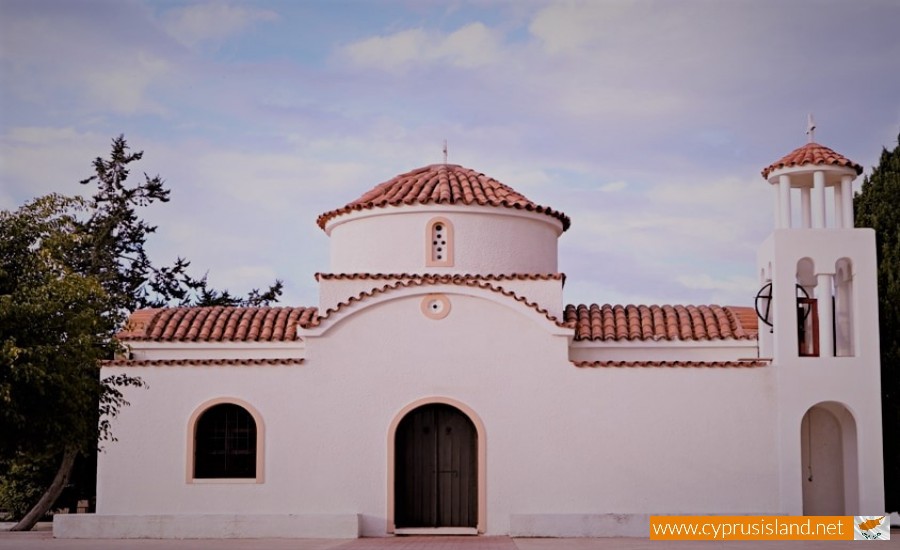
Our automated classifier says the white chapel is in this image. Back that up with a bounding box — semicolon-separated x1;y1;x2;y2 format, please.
56;139;885;538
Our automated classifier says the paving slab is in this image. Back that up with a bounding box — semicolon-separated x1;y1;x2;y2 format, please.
0;531;350;549
2;530;899;550
333;536;516;550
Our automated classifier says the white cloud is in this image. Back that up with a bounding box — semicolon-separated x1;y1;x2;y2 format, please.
7;126;83;145
162;3;279;48
1;127;108;210
598;180;628;193
84;53;170;115
341;22;502;71
528;3;636;55
676;273;758;293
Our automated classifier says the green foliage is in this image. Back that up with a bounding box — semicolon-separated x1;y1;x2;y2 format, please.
854;131;900;512
0;135;282;524
75;135;283;312
0;195;121;459
0;195;134;522
0;455;57;520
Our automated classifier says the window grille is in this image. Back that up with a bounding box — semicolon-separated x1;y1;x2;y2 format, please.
194;404;257;479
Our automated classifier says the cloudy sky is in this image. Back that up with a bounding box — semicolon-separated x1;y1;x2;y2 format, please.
2;0;899;309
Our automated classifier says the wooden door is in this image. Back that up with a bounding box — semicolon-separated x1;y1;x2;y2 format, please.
395;404;477;528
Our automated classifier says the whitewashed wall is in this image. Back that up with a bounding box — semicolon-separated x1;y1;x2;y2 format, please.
758;228;885;515
97;291;780;537
325;205;562;276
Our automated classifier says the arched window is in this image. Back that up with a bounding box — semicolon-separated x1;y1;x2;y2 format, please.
834;258;854;357
796;258;819;357
193;403;258;479
426;217;454;267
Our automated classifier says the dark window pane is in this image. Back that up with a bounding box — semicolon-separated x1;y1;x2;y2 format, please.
194;404;257;479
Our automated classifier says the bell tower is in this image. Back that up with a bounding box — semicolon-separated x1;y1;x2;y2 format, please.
756;126;884;514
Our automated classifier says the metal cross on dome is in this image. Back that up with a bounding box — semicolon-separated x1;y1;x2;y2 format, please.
443;139;448;164
806;114;816;143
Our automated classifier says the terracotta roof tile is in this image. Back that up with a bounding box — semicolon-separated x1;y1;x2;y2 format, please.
119;276;577;343
573;359;768;368
104;358;303;367
317;164;571;231
316;275;572;329
119;306;318;342
564;304;757;342
761;142;863;179
315;272;565;282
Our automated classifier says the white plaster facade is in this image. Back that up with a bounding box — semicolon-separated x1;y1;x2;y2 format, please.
55;155;885;539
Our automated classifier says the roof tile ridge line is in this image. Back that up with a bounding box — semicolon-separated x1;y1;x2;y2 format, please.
436;164;452;203
698;305;719;340
149;308;174;340
722;306;749;339
247;307;269;341
184;307;210;341
178;307;203;340
315;272;565;281
316;195;572;232
297;306;319;330
271;307;289;340
131;307;163;340
198;306;222;341
209;306;233;342
570;360;768;368
315;277;570;328
317;197;572;231
686;305;707;340
710;304;733;339
103;357;306;367
259;307;278;341
467;278;571;327
161;308;186;341
447;167;463;202
234;308;255;341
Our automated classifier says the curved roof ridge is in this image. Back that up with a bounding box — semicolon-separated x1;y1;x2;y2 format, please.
104;358;305;367
317;164;571;231
761;142;862;179
315;272;565;282
564;303;758;341
314;276;574;329
573;359;768;368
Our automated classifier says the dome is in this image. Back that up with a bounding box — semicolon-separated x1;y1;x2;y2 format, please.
761;142;862;180
317;164;570;231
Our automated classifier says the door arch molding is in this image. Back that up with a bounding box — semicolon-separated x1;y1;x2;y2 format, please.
387;396;486;533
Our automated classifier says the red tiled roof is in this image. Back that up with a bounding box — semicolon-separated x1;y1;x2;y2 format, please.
316;272;565;282
573;359;768;368
120;300;759;344
118;277;573;343
104;358;304;367
317;164;571;231
564;304;757;341
118;306;319;342
761;142;863;179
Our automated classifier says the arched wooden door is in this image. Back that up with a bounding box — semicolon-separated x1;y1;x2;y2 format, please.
395;404;477;528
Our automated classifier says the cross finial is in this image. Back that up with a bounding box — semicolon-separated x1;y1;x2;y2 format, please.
442;139;448;164
806;113;816;143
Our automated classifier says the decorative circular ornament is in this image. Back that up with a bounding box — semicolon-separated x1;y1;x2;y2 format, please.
421;294;451;320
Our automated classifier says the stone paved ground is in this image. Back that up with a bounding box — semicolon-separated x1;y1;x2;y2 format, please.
334;536;517;550
1;529;899;550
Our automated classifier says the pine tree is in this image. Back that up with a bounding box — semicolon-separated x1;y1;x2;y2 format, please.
1;136;283;529
854;132;900;512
